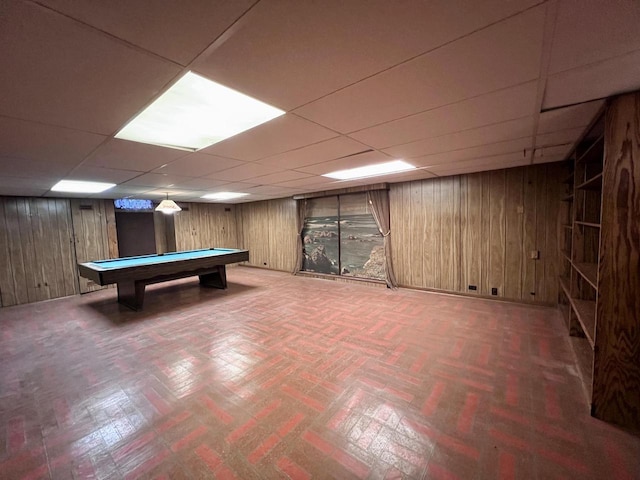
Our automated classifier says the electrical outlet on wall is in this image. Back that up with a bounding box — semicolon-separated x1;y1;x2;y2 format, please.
491;287;498;295
530;250;540;259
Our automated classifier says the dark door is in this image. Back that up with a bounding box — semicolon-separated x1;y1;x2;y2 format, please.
115;211;156;257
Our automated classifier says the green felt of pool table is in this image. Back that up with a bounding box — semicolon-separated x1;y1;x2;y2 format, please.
85;248;238;270
77;248;249;311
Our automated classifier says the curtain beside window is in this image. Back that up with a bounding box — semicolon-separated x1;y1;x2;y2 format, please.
293;199;306;273
367;190;398;288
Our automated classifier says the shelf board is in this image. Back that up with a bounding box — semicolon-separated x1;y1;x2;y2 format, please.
575;220;600;228
569;298;596;348
563;224;573;229
573;262;598;290
561;194;574;202
577;172;603;191
576;133;604;165
561;249;571;262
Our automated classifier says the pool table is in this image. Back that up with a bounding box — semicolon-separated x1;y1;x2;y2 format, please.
78;248;249;311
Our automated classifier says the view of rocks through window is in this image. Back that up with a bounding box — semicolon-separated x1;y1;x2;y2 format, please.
301;193;385;281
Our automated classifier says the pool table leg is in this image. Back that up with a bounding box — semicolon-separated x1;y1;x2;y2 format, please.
199;265;227;289
117;280;145;310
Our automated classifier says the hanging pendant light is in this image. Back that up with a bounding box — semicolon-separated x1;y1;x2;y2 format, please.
155;193;182;214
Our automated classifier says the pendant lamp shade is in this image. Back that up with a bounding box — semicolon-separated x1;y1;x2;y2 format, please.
155;194;181;214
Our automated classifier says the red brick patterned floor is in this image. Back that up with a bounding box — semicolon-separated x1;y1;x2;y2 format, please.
1;267;638;479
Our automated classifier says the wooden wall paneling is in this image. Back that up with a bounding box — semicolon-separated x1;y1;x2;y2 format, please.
409;181;423;287
424;179;440;289
488;171;506;297
534;165;550;302
71;199;110;293
543;163;562;304
0;198;25;306
465;174;483;294
267;198;297;272
479;172;492;295
390;183;406;285
51;199;79;297
105;201;119;259
16;198;43;302
522;166;538;301
154;212;168;254
592;92;640;429
403;182;414;286
439;177;457;291
32;199;55;300
505;168;524;300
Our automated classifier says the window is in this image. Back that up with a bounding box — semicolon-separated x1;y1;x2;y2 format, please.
302;193;385;281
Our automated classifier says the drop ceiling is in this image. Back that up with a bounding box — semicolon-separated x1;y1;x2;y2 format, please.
1;0;639;203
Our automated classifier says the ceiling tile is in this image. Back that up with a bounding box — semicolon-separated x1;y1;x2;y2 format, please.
202;114;338;161
0;1;181;134
35;0;254;65
93;185;154;199
123;172;194;188
537;100;604;134
250;170;313;184
410;137;531;168
383;117;534;159
0;116;106;167
535;127;584;148
273;176;336;189
65;166;143;184
245;185;300;196
169;177;229;190
549;0;640;75
0;156;73;180
208;163;284;182
426;152;529;176
85;139;187;171
543;50;640;109
295;5;545;133
257;137;373;169
0;186;48;197
153;153;245;176
194;0;541;110
351;81;538;149
296;151;393;176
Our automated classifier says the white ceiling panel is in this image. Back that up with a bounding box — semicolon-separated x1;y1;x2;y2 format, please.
0;186;49;197
209;163;285;182
548;0;640;75
194;0;542;110
206;182;258;192
273;176;337;189
0;157;73;180
245;185;301;196
257;137;373;169
383;117;534;159
85;139;188;171
90;185;154;199
202;114;338;161
36;0;255;66
543;50;640;109
410;137;531;168
169;177;229;190
533;144;572;161
537;100;604;134
0;175;58;190
535;127;585;148
65;166;143;184
295;5;545;133
426;152;529;177
351;81;539;149
0;116;106;167
296;151;393;176
123;172;194;188
249;170;313;184
153;153;245;176
0;0;181;134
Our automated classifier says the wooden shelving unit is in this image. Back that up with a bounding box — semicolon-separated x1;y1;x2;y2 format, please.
557;92;640;430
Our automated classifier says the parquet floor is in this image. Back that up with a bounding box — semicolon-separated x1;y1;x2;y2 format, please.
1;267;638;479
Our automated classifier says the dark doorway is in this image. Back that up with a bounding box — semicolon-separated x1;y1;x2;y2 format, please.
115;212;156;257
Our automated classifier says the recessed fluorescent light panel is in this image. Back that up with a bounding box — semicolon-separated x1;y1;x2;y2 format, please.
322;160;416;180
115;72;285;151
201;192;249;201
51;180;115;193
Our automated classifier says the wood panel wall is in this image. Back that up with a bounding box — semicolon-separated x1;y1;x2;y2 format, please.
390;163;564;304
70;199;118;293
236;198;298;272
173;203;238;251
592;92;640;429
0;197;78;306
